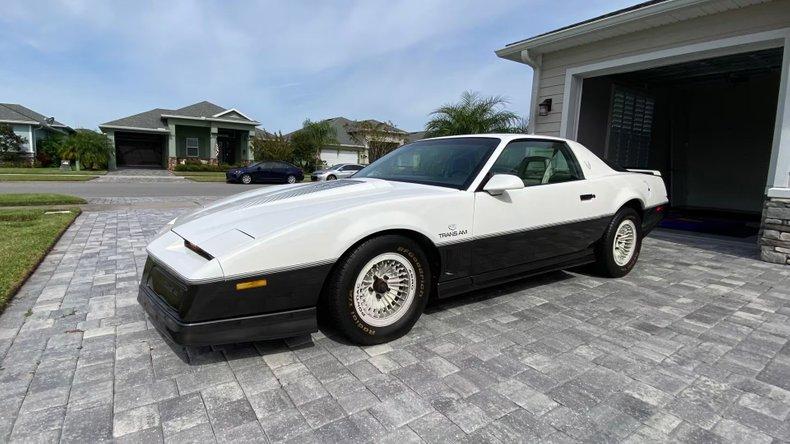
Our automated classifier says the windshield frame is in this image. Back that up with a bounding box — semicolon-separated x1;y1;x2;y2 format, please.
353;136;502;190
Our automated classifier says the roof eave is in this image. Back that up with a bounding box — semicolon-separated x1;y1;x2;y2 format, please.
99;125;170;133
160;114;260;126
495;0;711;62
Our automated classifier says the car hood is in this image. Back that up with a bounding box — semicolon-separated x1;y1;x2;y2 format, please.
170;178;454;256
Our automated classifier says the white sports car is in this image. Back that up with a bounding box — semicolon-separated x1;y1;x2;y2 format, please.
139;135;668;345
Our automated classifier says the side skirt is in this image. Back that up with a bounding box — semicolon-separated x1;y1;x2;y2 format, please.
436;249;596;299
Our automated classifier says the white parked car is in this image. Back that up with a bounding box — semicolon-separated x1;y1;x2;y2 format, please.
139;135;668;346
310;163;365;181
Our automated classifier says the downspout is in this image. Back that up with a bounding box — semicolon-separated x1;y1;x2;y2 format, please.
521;49;542;134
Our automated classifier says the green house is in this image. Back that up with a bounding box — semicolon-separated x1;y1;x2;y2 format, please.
99;101;259;170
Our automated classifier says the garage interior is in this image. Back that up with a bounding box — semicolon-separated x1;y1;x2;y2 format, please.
576;47;784;237
114;132;167;168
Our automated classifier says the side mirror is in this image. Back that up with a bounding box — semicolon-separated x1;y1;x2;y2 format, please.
483;174;525;196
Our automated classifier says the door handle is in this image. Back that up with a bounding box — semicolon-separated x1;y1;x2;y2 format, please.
580;194;596;201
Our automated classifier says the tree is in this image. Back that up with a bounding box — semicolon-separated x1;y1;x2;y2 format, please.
250;131;293;162
0;124;27;161
424;91;522;137
290;119;339;170
347;120;405;163
59;130;113;170
36;134;65;167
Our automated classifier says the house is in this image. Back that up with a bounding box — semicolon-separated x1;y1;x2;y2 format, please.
407;131;426;143
99;101;259;170
496;0;790;265
0;104;73;163
290;117;409;165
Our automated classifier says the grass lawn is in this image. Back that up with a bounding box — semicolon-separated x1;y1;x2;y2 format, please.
0;168;106;175
0;174;98;182
0;208;80;312
0;193;87;207
173;172;227;182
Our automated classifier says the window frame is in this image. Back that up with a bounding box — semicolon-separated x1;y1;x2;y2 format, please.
185;137;200;158
478;138;585;191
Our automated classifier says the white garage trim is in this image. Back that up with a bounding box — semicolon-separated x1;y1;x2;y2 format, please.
560;27;790;190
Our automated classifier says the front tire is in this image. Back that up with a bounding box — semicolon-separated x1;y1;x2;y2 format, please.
286;175;297;184
323;235;430;345
326;174;337;180
241;174;252;185
594;207;642;277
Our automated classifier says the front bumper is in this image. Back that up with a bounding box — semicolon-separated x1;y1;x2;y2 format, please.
138;284;316;346
137;257;330;346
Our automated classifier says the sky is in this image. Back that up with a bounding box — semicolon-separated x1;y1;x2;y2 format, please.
0;0;639;133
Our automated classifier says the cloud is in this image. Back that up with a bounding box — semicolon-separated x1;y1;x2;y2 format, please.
0;0;641;131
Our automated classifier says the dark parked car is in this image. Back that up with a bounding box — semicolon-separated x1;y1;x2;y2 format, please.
226;161;304;184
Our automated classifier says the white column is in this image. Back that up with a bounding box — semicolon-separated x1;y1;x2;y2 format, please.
210;125;218;164
768;37;790;192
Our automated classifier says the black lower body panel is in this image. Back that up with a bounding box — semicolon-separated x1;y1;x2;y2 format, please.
139;283;317;346
642;204;666;235
138;257;332;346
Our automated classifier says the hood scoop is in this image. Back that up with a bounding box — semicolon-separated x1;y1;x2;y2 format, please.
242;179;362;207
177;179;363;225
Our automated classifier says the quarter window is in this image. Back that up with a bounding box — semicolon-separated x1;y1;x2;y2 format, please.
490;140;583;187
186;138;199;157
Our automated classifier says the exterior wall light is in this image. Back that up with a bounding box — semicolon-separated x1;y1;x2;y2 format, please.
538;98;552;116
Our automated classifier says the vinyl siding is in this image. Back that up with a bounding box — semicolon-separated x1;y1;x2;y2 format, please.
532;0;790;137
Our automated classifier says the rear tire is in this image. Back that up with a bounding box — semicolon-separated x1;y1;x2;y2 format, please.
594;207;642;278
241;174;252;185
323;235;430;345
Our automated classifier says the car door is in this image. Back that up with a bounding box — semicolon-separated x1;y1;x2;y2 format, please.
472;139;609;279
344;164;363;177
253;162;274;182
337;165;358;178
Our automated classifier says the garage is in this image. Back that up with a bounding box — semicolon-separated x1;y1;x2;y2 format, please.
496;0;790;264
320;148;359;165
114;132;166;168
575;48;783;236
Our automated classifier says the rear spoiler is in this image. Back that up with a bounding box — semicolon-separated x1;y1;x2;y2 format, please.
626;168;661;177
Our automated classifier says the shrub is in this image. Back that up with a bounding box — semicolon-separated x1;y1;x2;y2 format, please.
59;130;112;170
36;134;65;167
173;162;240;172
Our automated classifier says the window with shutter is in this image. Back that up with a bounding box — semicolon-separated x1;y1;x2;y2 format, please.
605;86;655;168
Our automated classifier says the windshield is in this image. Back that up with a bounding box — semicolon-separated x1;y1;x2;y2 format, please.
353;137;500;189
328;164;345;170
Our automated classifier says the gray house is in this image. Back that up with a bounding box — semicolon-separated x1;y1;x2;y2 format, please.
289;117;409;165
497;0;790;264
99;101;259;170
0;104;73;163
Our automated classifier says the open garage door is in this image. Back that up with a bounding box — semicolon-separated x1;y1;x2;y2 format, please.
115;132;166;168
577;47;783;236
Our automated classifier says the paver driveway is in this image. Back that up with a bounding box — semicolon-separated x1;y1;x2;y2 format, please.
1;205;789;443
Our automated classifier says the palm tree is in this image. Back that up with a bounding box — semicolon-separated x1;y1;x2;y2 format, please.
291;119;339;170
424;91;522;137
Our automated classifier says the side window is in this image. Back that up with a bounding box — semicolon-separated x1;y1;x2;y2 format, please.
260;161;276;169
348;165;363;171
490;140;583;187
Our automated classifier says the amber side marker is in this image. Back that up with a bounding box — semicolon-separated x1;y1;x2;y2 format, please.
236;279;267;291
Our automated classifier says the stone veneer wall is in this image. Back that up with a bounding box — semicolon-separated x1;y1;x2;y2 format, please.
760;197;790;265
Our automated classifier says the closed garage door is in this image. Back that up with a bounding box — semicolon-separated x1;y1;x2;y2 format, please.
320;148;358;165
115;132;166;168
